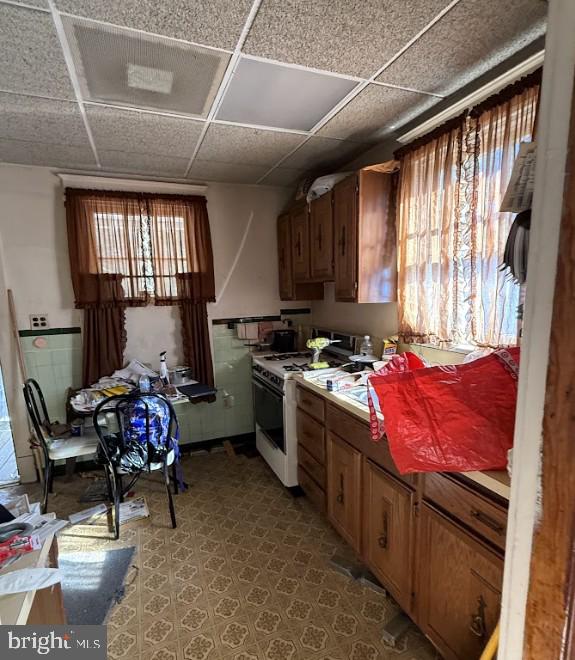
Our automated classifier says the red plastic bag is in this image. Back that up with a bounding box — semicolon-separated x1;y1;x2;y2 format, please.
368;348;520;474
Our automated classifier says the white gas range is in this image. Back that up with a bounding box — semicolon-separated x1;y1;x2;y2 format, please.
251;330;360;487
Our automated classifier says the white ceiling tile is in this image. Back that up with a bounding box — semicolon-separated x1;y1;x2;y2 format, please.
0;93;90;146
8;0;48;7
86;105;203;158
198;124;305;167
0;139;96;169
187;160;269;184
260;167;306;187
98;150;190;176
377;0;546;95
63;15;230;116
217;57;358;131
244;0;452;78
56;0;253;50
281;137;364;171
0;4;75;99
317;84;439;142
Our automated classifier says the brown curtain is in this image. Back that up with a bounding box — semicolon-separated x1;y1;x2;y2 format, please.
395;71;540;348
66;189;215;386
147;195;215;305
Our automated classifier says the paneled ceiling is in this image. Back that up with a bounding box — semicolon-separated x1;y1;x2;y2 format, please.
0;0;546;186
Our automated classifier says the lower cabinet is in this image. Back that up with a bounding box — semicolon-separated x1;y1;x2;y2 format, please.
326;432;362;553
363;460;414;614
418;504;503;660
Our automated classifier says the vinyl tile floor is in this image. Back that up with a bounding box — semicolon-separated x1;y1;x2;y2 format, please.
21;450;441;660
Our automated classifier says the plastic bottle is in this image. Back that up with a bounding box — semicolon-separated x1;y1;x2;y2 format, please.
139;375;150;393
360;335;373;356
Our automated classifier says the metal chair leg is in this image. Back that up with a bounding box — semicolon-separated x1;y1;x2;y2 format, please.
48;460;55;494
104;466;113;502
111;470;120;540
164;462;177;529
172;462;179;495
42;459;53;514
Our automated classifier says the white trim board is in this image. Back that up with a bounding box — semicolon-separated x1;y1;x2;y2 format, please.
58;174;207;195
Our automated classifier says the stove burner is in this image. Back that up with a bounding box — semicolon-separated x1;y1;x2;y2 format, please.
283;362;309;372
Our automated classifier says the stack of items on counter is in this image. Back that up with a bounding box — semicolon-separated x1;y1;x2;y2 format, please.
0;493;68;569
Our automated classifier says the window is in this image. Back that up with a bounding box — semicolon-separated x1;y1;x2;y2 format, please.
396;76;540;348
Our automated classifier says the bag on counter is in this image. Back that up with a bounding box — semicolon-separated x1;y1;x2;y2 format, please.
367;348;520;474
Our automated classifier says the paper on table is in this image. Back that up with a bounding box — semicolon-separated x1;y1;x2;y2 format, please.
0;568;62;595
500;142;537;213
113;360;157;383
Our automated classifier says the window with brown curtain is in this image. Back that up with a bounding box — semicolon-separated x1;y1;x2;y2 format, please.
66;189;215;386
396;71;540;348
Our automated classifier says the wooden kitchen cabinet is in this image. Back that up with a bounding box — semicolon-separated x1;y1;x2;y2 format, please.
418;504;503;660
363;460;414;613
310;191;334;280
292;202;311;282
326;432;362;553
277;210;323;301
333;170;397;303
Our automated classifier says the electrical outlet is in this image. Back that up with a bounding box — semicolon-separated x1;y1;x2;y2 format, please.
29;314;49;330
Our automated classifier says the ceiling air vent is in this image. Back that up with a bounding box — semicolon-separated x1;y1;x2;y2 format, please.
62;16;230;117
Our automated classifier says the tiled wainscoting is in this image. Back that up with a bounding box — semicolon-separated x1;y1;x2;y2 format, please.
22;330;83;423
21;325;255;444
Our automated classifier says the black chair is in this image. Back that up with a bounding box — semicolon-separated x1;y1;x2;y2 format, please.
92;391;180;539
23;378;99;513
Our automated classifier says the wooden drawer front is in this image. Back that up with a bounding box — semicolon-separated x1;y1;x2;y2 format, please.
298;466;326;512
298;444;326;489
296;386;325;422
296;409;325;463
424;473;507;550
326;404;414;487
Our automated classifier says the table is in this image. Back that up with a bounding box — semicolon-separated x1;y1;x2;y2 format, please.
0;532;66;625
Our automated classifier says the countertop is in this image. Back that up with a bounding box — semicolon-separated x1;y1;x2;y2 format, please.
295;375;511;500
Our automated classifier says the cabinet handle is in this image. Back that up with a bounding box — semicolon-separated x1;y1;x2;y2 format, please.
317;223;323;251
378;511;388;549
296;235;302;258
339;226;346;257
470;509;504;535
469;595;487;639
336;473;344;504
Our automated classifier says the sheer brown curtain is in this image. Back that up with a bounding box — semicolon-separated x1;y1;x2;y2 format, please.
66;189;148;385
395;119;464;344
66;189;216;387
395;71;540;348
146;195;215;386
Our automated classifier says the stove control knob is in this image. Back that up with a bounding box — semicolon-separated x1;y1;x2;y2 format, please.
271;375;281;387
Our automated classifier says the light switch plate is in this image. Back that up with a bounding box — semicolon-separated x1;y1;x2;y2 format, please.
29;314;49;330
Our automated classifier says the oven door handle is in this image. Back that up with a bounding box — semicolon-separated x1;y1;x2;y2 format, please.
252;374;283;398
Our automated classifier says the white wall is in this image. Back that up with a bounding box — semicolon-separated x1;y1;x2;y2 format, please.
311;282;398;339
0;163;293;477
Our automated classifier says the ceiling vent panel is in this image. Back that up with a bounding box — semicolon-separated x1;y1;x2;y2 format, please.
62;16;230;117
217;57;359;131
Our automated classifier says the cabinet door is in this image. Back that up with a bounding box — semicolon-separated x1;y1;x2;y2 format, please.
291;203;310;282
327;432;362;552
418;504;503;660
333;175;358;301
363;461;413;612
310;192;334;280
277;212;294;300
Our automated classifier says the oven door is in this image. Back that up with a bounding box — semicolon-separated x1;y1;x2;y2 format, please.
252;376;285;453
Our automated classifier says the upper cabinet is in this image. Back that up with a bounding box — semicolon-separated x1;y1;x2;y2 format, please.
310;192;334;280
277;208;323;301
291;202;311;282
277;167;398;303
334;170;397;303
